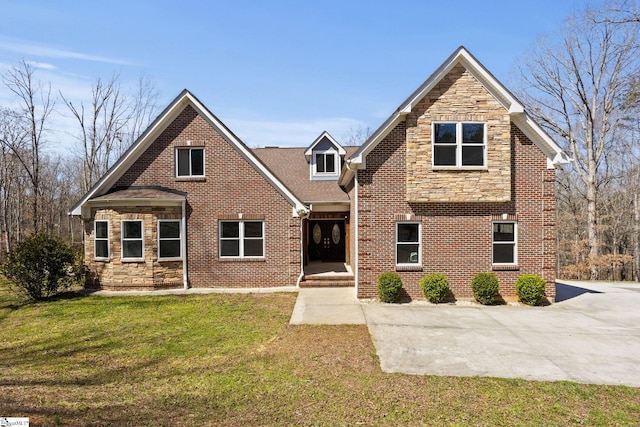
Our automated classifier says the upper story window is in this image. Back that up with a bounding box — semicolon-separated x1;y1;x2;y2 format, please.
306;132;345;181
433;122;486;168
176;147;204;177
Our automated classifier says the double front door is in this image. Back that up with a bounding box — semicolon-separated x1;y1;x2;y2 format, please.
308;220;345;262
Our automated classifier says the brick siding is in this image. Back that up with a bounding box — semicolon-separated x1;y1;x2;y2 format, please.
84;104;301;290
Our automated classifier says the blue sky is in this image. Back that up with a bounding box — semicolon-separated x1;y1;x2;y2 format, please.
0;0;584;150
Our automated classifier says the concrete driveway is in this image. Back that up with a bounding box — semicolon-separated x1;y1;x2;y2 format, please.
362;280;640;387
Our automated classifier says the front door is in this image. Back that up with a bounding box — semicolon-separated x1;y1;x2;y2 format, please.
308;220;345;262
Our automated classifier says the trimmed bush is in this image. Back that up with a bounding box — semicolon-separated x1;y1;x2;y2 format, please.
377;272;403;303
515;274;547;306
1;233;81;301
471;272;500;305
420;273;449;303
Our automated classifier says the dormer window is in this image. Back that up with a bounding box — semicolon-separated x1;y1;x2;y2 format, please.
305;131;346;181
315;151;337;174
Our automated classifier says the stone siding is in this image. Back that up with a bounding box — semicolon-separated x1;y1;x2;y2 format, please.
406;64;511;202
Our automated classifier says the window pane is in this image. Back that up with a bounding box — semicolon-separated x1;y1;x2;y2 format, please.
316;153;326;172
220;222;239;238
123;240;142;258
397;223;419;243
191;148;204;176
462;123;484;143
220;240;239;257
244;221;263;238
159;240;180;258
177;149;190;176
434;123;456;143
95;240;108;258
325;154;335;173
462;146;484;166
397;244;419;264
434;146;456;166
123;221;142;239
96;221;108;238
493;223;515;241
244;239;264;257
493;244;514;263
160;221;180;239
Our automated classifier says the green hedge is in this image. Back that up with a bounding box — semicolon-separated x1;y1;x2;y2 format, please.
377;272;403;303
471;272;500;305
515;274;547;306
420;273;449;303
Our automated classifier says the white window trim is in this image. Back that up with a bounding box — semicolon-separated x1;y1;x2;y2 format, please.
492;221;518;266
219;220;265;259
175;147;205;178
432;122;487;170
94;220;109;261
121;219;144;261
395;222;421;266
311;148;340;180
157;219;182;261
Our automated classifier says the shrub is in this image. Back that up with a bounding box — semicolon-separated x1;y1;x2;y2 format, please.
377;272;403;303
1;233;80;301
515;274;547;306
420;273;449;303
471;272;500;305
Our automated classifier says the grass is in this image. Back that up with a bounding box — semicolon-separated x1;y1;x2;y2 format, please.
0;281;639;426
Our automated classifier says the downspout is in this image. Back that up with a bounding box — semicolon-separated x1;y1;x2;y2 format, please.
295;206;311;287
353;170;359;297
181;199;188;290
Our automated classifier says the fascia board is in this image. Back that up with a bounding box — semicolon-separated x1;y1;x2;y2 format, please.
511;111;565;161
304;131;346;156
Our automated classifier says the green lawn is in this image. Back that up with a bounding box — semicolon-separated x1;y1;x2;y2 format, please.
1;283;639;426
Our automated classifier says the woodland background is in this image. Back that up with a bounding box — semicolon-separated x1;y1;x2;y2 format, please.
0;1;638;281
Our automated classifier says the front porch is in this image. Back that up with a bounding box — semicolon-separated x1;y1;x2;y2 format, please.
299;261;355;288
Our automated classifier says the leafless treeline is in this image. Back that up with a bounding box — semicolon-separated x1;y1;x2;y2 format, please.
0;60;158;257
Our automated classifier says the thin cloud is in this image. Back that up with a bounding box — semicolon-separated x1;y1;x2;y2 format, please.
0;37;133;65
26;61;58;70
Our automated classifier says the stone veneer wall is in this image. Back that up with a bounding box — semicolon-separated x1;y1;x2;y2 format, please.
85;206;183;290
405;64;511;202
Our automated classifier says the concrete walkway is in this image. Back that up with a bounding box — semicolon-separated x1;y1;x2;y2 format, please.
290;287;366;325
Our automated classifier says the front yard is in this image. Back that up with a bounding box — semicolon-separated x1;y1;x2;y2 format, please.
0;282;638;426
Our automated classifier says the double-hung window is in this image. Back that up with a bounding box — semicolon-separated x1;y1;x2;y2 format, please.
492;222;517;265
176;147;204;177
315;152;336;174
122;220;144;260
396;222;420;266
158;220;182;260
94;220;109;260
433;122;486;168
219;221;264;258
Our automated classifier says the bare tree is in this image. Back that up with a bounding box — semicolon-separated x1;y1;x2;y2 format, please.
61;74;159;192
341;125;371;146
518;6;639;279
1;60;54;233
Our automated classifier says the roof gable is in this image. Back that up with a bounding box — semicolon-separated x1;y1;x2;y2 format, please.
70;90;308;216
348;46;568;171
304;131;346;158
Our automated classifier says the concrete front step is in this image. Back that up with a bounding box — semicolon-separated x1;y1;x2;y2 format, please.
299;279;355;288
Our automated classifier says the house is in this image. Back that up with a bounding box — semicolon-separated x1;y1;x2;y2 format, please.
70;46;568;301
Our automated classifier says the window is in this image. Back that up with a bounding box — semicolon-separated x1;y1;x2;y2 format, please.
158;220;181;260
176;147;204;177
492;222;517;264
316;152;336;173
396;222;420;265
94;220;109;259
219;221;264;258
433;122;486;168
122;220;143;260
